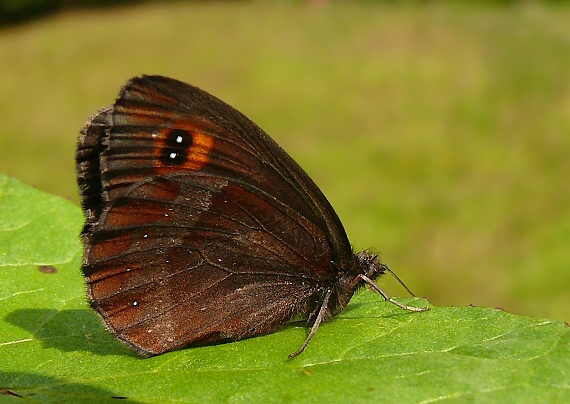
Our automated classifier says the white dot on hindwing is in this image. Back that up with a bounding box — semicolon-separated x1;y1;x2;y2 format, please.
176;135;183;143
169;152;177;159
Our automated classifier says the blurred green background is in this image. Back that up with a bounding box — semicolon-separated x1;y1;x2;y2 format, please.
1;1;568;323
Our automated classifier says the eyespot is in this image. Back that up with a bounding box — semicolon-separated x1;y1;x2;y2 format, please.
154;127;214;173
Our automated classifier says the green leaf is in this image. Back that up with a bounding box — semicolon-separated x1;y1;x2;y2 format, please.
1;175;569;403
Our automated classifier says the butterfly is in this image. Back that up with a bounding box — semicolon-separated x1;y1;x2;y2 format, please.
76;75;428;357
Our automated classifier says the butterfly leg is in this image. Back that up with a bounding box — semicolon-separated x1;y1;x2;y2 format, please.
288;288;333;358
357;274;429;312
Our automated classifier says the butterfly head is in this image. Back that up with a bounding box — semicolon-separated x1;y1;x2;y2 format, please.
355;250;388;280
328;250;388;315
354;250;425;307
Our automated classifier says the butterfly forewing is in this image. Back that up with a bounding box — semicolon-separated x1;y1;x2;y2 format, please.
110;76;352;259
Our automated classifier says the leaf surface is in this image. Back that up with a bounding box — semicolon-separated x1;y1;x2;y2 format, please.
1;176;569;403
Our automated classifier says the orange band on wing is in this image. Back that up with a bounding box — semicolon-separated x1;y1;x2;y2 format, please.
186;131;215;169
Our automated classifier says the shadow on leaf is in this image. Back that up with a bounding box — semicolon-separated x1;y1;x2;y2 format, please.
0;371;141;403
5;308;134;357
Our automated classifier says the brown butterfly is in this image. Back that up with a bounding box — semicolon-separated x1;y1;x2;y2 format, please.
76;75;428;357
